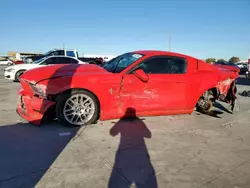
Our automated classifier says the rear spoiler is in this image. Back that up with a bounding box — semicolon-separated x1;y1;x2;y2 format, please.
213;64;240;73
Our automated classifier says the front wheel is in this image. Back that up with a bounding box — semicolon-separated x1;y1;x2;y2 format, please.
56;90;99;126
15;70;25;82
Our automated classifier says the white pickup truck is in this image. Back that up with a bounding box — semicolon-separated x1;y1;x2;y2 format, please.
4;56;86;82
25;49;79;63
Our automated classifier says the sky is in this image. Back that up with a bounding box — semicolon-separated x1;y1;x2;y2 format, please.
0;0;249;60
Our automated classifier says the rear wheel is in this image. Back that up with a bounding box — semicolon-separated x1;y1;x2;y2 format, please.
56;90;99;126
196;90;214;114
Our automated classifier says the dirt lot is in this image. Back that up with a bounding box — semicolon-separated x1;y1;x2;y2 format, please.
0;66;250;188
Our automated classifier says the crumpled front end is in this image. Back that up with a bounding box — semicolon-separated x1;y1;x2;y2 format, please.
17;79;55;125
216;77;238;111
217;78;235;96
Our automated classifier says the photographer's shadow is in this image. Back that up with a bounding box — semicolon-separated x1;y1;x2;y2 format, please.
108;108;157;188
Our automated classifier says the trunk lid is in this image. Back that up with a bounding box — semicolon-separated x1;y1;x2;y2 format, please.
213;64;240;74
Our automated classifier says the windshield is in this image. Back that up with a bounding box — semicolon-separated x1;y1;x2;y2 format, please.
102;53;144;73
44;50;55;56
32;57;47;64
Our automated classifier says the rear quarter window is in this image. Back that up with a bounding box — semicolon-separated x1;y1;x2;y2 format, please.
66;51;76;57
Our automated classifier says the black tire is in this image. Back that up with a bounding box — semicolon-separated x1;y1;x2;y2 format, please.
55;89;99;126
7;62;12;66
15;70;25;82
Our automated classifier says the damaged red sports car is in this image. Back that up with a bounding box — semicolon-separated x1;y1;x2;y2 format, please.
17;51;239;126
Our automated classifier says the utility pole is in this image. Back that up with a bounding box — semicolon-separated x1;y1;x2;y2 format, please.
248;52;250;71
168;29;171;52
63;42;65;50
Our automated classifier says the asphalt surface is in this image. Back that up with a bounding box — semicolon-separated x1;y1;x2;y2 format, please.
0;66;250;188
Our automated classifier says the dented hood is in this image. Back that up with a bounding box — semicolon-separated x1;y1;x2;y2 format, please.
21;64;109;83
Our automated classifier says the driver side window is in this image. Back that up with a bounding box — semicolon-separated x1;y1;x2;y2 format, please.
138;56;187;74
41;58;56;65
50;50;64;56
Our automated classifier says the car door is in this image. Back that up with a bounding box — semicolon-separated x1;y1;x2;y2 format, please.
120;56;188;114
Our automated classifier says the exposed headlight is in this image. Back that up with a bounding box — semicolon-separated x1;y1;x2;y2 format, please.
5;68;15;72
29;83;47;97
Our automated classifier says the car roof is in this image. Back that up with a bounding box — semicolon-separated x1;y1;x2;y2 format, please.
46;55;78;59
132;50;196;59
52;48;76;51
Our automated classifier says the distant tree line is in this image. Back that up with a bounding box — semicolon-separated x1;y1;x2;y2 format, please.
205;56;240;64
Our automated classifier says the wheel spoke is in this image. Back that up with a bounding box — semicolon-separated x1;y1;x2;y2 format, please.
70;114;76;122
66;102;72;108
81;113;85;118
82;98;90;105
75;115;80;123
65;108;74;113
80;115;84;122
76;95;80;104
80;96;85;103
67;101;75;108
78;95;82;104
65;111;74;117
84;102;92;108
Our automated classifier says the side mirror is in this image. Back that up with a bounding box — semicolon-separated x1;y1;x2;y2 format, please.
133;69;149;82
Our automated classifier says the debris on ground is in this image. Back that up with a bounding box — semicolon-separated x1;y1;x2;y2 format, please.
17;119;23;123
219;121;237;128
59;132;71;137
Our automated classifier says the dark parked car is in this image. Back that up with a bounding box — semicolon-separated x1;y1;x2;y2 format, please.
214;61;238;67
236;63;249;74
214;61;242;73
78;57;104;65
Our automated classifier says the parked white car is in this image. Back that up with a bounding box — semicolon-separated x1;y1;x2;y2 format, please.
0;59;13;66
4;56;86;82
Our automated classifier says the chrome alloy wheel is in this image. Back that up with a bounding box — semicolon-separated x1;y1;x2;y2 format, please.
63;94;95;125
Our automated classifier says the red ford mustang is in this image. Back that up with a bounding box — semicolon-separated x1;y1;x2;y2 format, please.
17;51;239;126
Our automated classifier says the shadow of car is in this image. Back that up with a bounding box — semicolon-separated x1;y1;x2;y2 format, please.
0;122;78;188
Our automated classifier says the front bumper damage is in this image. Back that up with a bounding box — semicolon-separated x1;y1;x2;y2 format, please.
217;79;238;112
17;89;55;125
